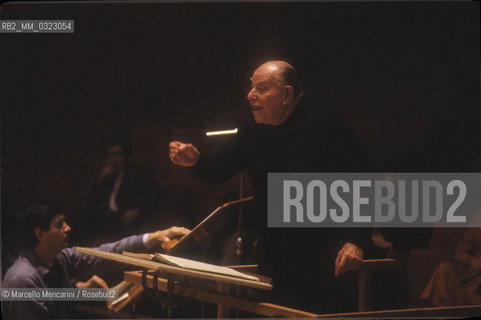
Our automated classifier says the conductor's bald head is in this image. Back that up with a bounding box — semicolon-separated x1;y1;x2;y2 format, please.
264;61;303;98
247;61;303;125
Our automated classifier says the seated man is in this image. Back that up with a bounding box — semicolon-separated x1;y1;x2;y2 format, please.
2;202;189;320
73;137;162;245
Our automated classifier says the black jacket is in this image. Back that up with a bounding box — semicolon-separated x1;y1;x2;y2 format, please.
191;100;373;312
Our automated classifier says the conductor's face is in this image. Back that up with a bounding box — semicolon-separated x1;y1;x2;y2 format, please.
247;63;287;126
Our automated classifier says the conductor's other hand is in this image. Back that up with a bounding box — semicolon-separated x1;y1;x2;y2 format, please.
334;242;363;277
169;141;200;167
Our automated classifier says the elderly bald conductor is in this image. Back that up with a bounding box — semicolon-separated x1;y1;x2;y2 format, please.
169;61;369;312
170;61;362;276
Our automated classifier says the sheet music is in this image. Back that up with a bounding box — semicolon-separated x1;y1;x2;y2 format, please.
153;253;259;282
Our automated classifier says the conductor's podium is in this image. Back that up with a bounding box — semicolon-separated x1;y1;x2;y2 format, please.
76;246;481;318
117;264;481;318
121;266;318;318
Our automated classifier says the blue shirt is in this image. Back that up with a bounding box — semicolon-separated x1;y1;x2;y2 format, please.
2;234;145;319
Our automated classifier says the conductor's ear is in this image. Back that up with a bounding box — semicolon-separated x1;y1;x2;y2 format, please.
282;86;294;104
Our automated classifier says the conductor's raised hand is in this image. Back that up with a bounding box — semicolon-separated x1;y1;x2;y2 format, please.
169;141;200;167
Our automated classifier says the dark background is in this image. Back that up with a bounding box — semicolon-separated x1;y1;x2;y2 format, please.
1;1;479;262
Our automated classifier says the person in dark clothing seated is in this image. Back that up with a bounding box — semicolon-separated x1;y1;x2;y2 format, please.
2;202;189;320
168;60;372;313
73;137;162;245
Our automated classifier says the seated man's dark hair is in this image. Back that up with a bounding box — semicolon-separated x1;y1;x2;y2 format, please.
19;202;63;248
105;136;131;156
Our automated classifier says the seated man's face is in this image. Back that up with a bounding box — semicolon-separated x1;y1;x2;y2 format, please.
107;145;127;172
42;215;71;254
247;64;286;126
